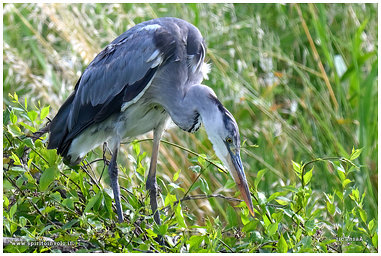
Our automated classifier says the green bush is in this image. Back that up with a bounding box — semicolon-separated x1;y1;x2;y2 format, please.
3;93;377;252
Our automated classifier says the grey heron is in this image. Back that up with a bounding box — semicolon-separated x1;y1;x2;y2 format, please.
47;17;254;224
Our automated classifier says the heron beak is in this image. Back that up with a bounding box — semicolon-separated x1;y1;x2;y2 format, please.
226;150;255;216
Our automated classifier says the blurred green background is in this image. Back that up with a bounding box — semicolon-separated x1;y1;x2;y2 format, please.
3;3;378;222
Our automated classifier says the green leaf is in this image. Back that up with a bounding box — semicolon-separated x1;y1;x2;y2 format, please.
158;224;168;236
199;177;209;194
241;210;250;225
342;179;352;188
300;236;312;248
320;239;336;245
40;105;50;120
303;167;313;185
311;208;322;219
372;233;378;248
84;192;101;213
242;220;258;233
93;190;103;211
10;203;17;218
257;192;267;206
10;152;22;166
255;169;267;188
263;214;271;228
197;154;206;167
27;110;38;122
305;219;315;235
267;191;281;202
7;124;24;137
3;195;9;209
42;206;55;214
3;107;11;125
146;228;158;238
272;211;284;223
175;203;186;228
135;166;144;182
335;190;343;200
103;191;113;219
41;225;54;234
132;141;140;155
39;166;59;191
368;219;375;234
13;92;18;102
50;191;62;202
137;151;147;165
62;198;74;209
10;111;17;124
224;179;236;189
24;97;29;110
292;161;301;175
10;223;18;236
336;167;346;182
282;185;299;193
19;122;37;133
23;137;35;148
164;194;177;209
226;205;238;228
277;233;288;253
188;235;204;249
358;208;367;223
296;229;302;241
349;147;363;161
43;148;59;166
189;165;201;173
275;196;291;206
267;222;278;236
327;201;335;215
350;188;360;202
173;169;181;182
189;156;199;164
236;201;248;208
62;219;79;229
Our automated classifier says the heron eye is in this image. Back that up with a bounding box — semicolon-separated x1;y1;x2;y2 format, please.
226;137;233;143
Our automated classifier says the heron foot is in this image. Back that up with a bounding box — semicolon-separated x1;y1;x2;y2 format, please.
146;178;162;225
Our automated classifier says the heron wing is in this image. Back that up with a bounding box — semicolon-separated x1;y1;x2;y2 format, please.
70;24;176;128
48;23;176;154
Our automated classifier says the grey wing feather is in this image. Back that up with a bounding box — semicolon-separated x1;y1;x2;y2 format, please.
67;25;175;131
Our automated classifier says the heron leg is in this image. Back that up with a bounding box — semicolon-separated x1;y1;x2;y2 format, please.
108;147;123;223
146;124;165;226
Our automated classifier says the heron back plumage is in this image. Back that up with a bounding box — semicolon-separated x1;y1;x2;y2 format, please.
48;17;207;164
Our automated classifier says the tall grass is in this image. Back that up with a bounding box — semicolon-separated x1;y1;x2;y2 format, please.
3;3;377;222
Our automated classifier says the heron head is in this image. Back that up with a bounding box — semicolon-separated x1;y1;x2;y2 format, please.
202;94;254;216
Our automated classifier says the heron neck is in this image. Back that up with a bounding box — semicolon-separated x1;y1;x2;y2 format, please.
166;84;219;133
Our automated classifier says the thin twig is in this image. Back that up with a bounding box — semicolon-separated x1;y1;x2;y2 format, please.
4;132;14;147
252;193;273;225
165;162;211;224
258;240;277;250
80;161;101;190
84;158;97;181
3;172;59;228
12;132;49;165
217;237;234;253
161;194;243;213
124;138;228;174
